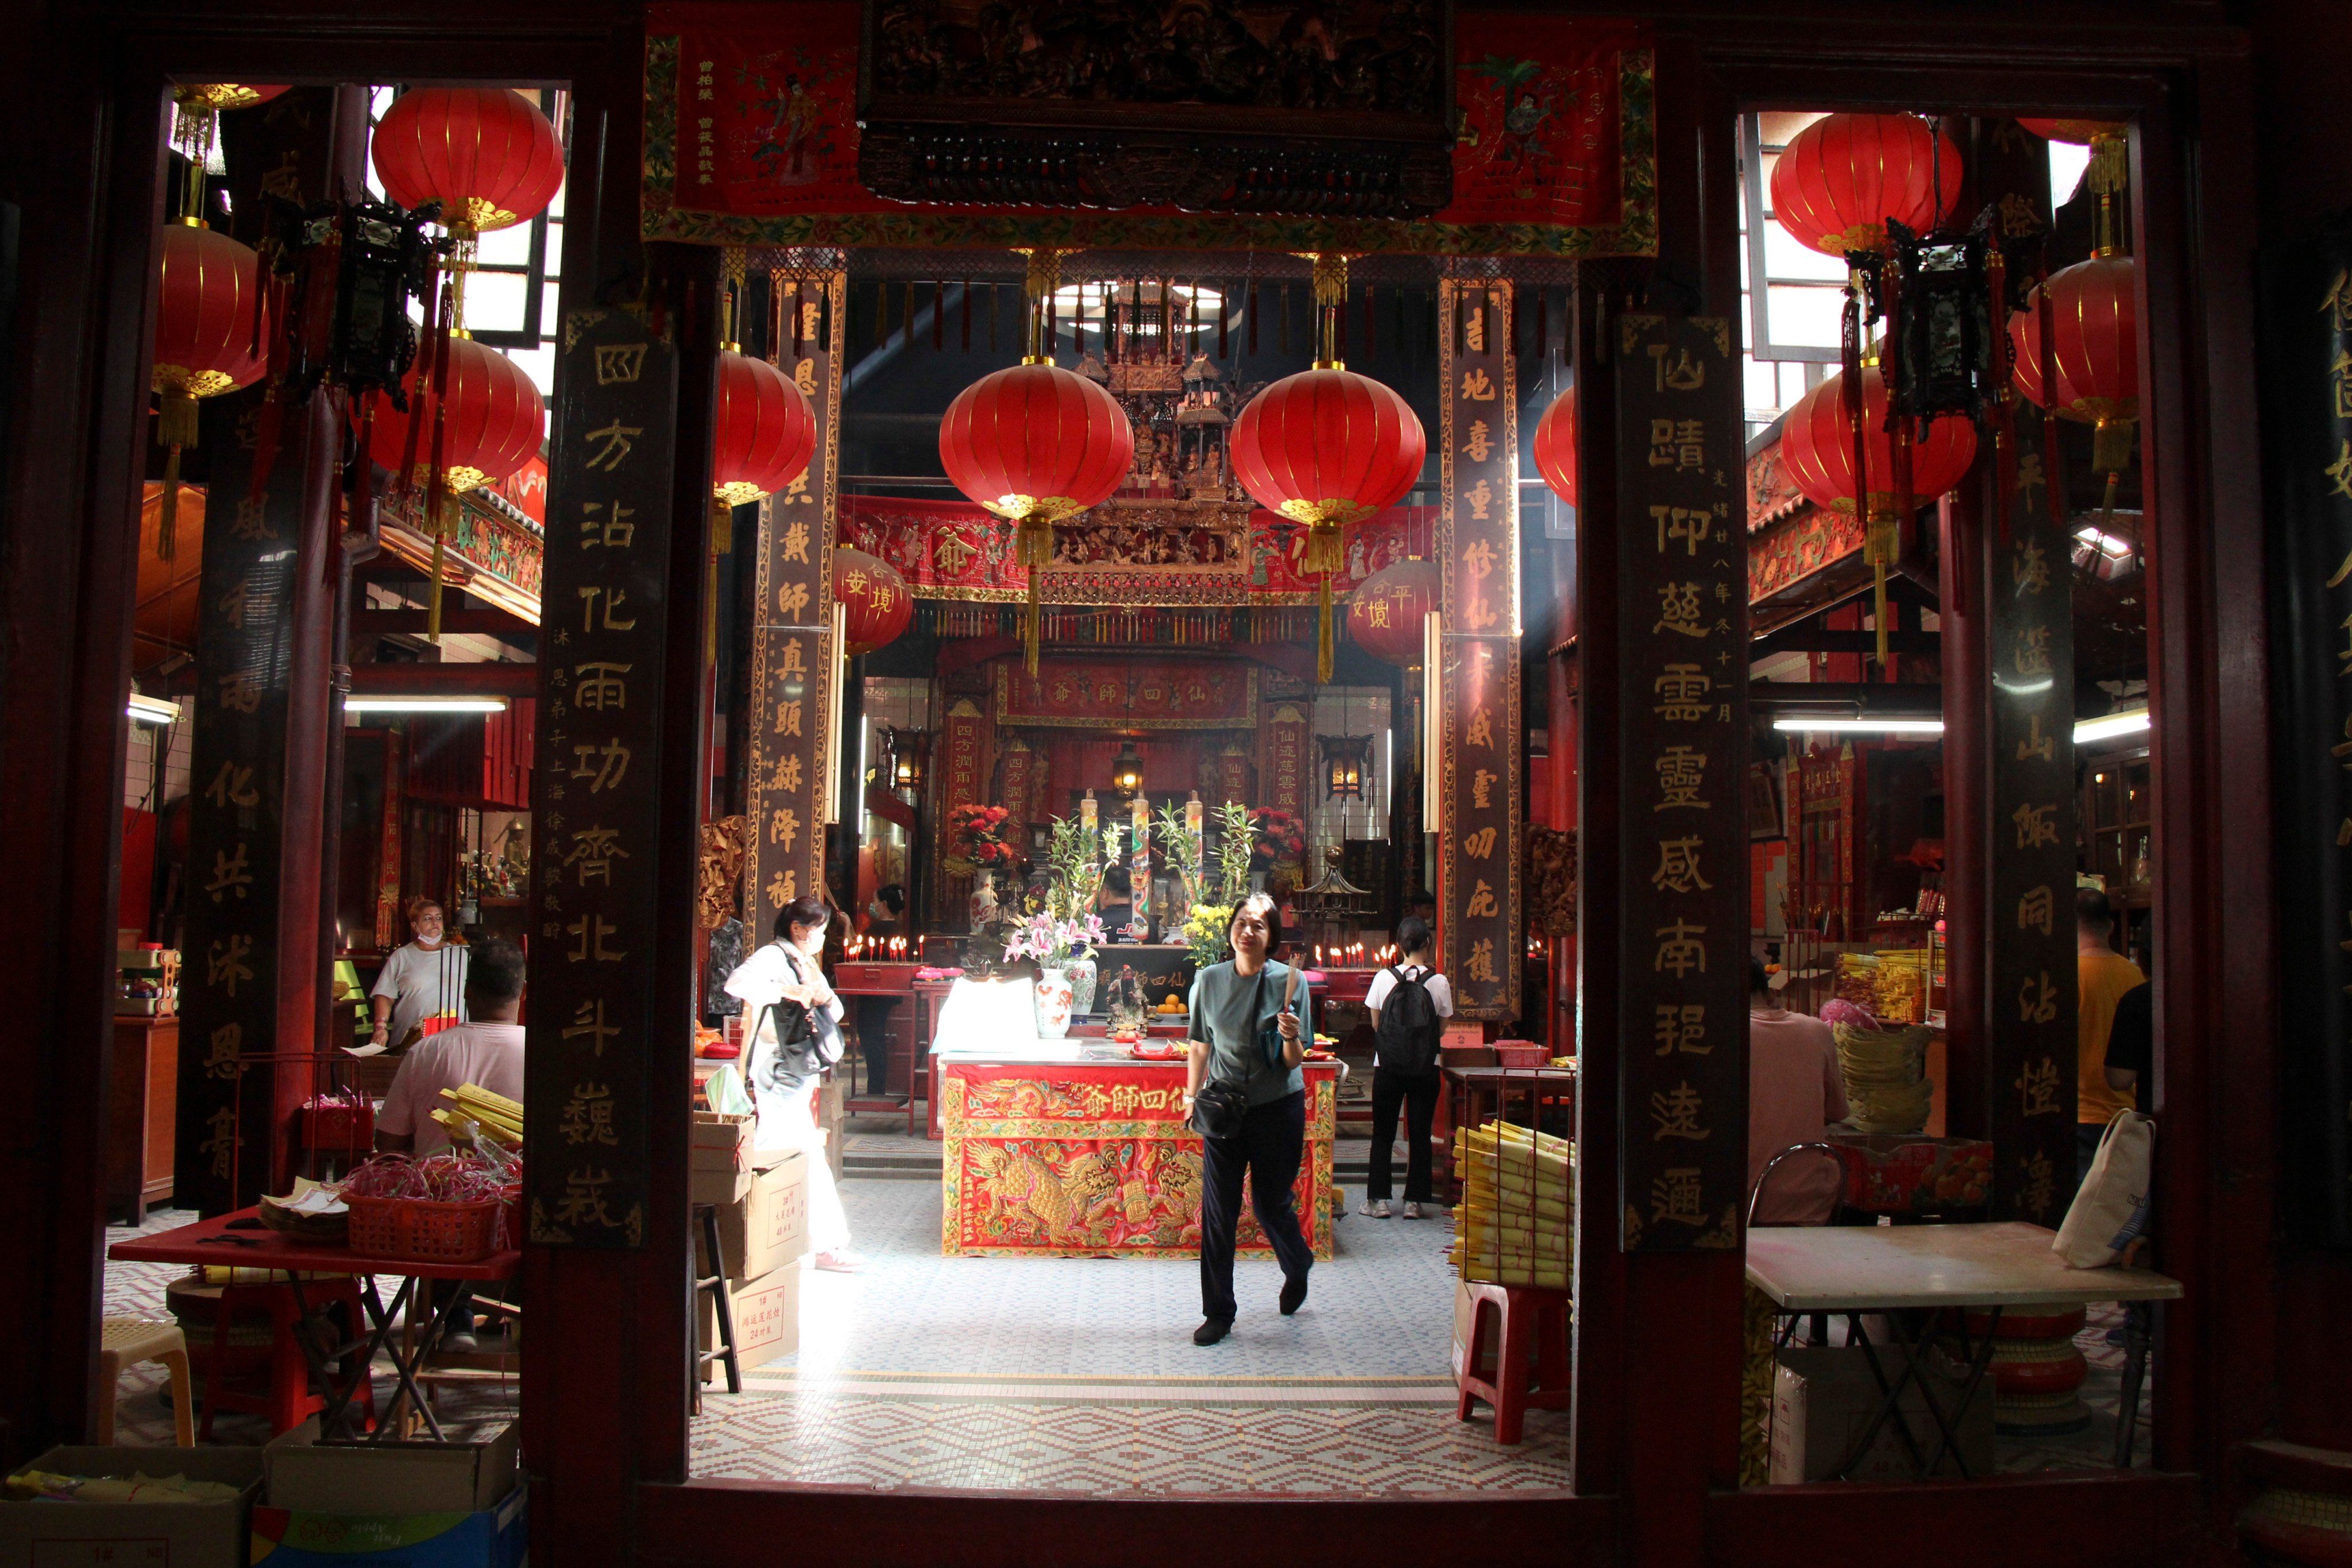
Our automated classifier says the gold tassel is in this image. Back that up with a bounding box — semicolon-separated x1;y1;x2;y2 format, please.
159;443;182;564
706;497;729;666
1017;512;1052;675
2092;418;2134;527
426;491;448;643
1865;512;1898;666
1317;571;1335;685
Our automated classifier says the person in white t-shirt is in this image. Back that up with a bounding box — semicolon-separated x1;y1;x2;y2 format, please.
368;898;470;1051
376;939;525;1160
724;895;858;1271
1361;916;1453;1219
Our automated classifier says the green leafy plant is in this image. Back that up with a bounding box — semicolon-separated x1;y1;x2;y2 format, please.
1041;814;1120;923
1152;802;1204;907
1214;801;1253;905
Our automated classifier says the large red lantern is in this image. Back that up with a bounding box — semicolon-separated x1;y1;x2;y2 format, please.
1782;363;1977;661
1231;362;1424;682
1532;388;1577;508
940;359;1132;670
370;87;565;234
835;548;913;656
713;350;816;507
1346;557;1438;668
1770;113;1964;260
369;336;545;496
151;220;267;561
2010;254;2139;485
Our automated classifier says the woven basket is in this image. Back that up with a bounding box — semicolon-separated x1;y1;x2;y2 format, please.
345;1195;500;1265
1833;1023;1933;1133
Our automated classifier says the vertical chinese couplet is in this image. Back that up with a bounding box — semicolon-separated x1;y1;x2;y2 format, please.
1986;408;2078;1225
1612;314;1748;1253
2268;222;2352;1243
523;308;682;1249
744;268;845;927
1436;279;1523;1022
175;392;301;1215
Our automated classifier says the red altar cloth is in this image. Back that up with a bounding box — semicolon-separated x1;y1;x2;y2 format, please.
940;1058;1339;1260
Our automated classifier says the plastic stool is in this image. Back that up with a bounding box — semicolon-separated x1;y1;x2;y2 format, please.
99;1318;193;1446
1454;1283;1572;1445
202;1278;376;1438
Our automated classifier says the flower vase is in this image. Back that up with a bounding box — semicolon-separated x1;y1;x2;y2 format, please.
1067;953;1098;1018
1033;967;1075;1040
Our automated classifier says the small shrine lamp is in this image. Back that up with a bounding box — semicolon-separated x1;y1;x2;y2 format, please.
367;87;563;639
1110;740;1145;797
940;249;1134;674
1230;253;1425;685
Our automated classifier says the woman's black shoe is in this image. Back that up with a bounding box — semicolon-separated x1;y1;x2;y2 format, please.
1194;1319;1233;1346
1279;1279;1308;1315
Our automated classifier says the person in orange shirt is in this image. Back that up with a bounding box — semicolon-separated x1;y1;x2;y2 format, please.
2076;887;2146;1187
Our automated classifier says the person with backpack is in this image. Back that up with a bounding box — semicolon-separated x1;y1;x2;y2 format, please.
723;894;858;1271
1361;915;1452;1219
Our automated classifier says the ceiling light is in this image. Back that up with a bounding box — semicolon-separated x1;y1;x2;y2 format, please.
1770;717;1944;735
2074;525;2134;558
126;693;181;726
343;697;511;714
2073;708;2150;744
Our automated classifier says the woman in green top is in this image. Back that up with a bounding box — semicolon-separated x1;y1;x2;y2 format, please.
1181;892;1315;1345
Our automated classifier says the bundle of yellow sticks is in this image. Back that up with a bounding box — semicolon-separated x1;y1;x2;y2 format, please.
430;1082;523;1151
1449;1121;1574;1290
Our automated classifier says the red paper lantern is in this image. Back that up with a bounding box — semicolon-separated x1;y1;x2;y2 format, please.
1346;557;1439;667
1231;368;1425;539
940;360;1133;670
1532;387;1578;508
370;87;564;233
1781;364;1978;522
835;548;913;655
150;219;268;561
369;336;546;493
1770;113;1964;259
2009;254;2139;475
713;350;816;506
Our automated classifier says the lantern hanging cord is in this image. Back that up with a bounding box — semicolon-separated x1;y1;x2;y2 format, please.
1018;248;1063;365
1311;252;1349;370
721;245;748;352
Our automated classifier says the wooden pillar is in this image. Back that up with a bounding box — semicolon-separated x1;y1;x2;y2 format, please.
744;261;845;929
1938;488;1992;1137
1435;277;1523;1024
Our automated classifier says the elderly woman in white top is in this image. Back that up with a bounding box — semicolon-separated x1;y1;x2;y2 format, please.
723;894;857;1270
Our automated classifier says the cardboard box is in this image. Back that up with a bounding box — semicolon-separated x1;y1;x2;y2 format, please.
695;1148;808;1283
699;1263;801;1380
247;1482;526;1568
0;1446;262;1568
1768;1345;1994;1484
265;1421;518;1513
690;1111;754;1172
689;1164;754;1206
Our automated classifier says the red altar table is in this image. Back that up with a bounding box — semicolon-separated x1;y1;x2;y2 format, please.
939;1055;1340;1260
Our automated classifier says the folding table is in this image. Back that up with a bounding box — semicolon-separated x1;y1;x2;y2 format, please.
1744;1221;2181;1480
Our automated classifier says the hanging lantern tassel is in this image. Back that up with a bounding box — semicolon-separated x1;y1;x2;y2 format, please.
426;491;450;643
2092;417;2134;527
1018;512;1053;674
155;389;200;563
708;498;734;665
1303;514;1346;683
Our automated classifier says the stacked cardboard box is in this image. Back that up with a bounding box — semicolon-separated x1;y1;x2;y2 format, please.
1;1446;262;1567
690;1112;809;1380
252;1422;525;1567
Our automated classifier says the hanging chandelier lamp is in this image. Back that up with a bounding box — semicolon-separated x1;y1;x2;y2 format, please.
1229;253;1426;683
1345;556;1438;669
367;87;563;639
1531;387;1578;508
1781;360;1977;662
835;548;913;656
1769;112;1965;261
939;249;1134;674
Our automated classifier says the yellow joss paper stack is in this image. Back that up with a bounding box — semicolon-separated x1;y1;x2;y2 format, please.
1449;1121;1575;1289
432;1082;524;1150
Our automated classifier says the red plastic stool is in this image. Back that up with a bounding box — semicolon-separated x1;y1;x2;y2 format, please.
1454;1282;1572;1444
201;1278;376;1438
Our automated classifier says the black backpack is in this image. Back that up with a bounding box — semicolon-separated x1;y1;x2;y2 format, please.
1375;965;1443;1075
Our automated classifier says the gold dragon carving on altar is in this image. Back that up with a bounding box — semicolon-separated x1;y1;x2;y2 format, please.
964;1141;1208;1250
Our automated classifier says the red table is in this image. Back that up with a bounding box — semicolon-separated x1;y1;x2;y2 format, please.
110;1207;519;1444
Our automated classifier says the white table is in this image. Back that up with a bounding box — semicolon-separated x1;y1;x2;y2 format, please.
1745;1222;2183;1478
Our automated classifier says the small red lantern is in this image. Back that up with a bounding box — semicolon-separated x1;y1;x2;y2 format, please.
713;350;816;507
835;548;913;655
370;87;565;234
2009;254;2139;483
1782;363;1977;662
1532;388;1578;508
151;220;267;561
940;359;1133;669
1346;557;1439;668
1770;113;1964;259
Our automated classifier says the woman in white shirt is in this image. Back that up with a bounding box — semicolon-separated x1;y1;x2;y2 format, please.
724;895;858;1270
368;897;469;1051
1361;916;1453;1219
